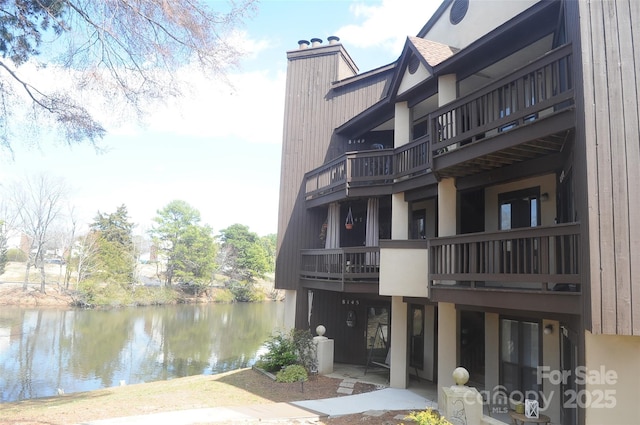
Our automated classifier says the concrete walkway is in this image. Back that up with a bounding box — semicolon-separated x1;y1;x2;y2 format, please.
78;387;434;425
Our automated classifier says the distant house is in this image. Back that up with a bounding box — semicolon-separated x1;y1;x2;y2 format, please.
275;1;639;424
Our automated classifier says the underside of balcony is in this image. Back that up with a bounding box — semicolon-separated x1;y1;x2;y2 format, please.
432;115;574;179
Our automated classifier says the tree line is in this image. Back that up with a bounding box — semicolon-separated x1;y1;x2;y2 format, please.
0;174;275;302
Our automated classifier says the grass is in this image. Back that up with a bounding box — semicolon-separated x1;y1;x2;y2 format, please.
0;368;348;425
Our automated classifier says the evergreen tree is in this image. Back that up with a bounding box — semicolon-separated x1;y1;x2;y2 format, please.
90;205;137;285
150;200;216;287
218;224;270;281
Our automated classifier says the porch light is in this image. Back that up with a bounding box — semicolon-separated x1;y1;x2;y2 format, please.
544;324;554;335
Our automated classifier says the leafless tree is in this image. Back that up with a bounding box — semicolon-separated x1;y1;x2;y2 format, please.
5;174;68;293
0;0;257;153
73;230;100;288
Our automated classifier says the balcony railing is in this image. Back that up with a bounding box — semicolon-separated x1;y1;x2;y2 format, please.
394;135;431;181
431;43;574;156
304;149;394;201
304;44;575;202
429;223;580;292
300;247;380;284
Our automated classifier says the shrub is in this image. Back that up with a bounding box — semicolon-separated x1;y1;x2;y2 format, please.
291;329;317;372
257;328;318;373
404;409;452;425
227;280;262;302
276;364;308;383
6;248;28;262
212;288;235;303
257;331;298;372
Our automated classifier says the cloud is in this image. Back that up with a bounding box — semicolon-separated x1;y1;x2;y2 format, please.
137;67;286;144
337;0;441;54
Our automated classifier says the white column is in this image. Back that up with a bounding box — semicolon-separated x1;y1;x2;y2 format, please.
391;193;409;240
389;296;408;388
438;74;457;105
283;289;297;331
542;319;560;424
437;302;457;408
437;177;458;407
385;101;411;389
394;101;411;148
438;178;457;236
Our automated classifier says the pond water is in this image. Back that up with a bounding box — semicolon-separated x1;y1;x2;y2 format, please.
0;302;285;402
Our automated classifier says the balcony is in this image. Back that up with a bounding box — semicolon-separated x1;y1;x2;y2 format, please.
303;138;432;206
430;43;575;178
429;223;581;313
304;45;576;206
304;149;394;206
300;247;380;292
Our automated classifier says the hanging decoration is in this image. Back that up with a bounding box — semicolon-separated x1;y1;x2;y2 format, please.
345;207;354;230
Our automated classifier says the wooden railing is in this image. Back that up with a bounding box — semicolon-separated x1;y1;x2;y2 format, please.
431;43;574;156
394;135;431;181
429;223;580;292
304;44;575;201
300;247;380;283
304;155;347;200
304;149;393;200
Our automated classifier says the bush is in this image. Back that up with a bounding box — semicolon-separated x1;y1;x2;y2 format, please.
276;364;308;383
404;409;452;425
257;329;317;373
291;329;317;372
6;248;28;262
257;331;298;372
212;288;235;303
227;280;262;302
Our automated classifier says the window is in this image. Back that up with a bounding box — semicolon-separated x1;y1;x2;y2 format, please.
409;305;424;369
450;0;469;25
411;209;426;239
501;318;541;397
499;187;540;230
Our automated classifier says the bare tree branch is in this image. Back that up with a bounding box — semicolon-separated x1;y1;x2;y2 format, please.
0;0;257;152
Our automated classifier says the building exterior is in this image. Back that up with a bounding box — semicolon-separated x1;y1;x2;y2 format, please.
275;1;639;424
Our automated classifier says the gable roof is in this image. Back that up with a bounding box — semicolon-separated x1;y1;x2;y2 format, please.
388;36;458;100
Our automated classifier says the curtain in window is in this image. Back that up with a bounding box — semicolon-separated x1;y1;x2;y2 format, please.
365;198;379;265
325;202;340;249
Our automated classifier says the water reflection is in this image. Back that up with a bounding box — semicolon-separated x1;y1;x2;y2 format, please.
0;302;284;402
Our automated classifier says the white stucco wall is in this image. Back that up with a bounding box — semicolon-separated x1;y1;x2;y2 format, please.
379;247;429;297
584;332;640;425
398;61;431;96
423;0;539;50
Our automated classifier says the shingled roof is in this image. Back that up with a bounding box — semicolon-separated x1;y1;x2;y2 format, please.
408;36;459;67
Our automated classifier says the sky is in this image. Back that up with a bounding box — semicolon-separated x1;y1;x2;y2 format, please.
0;0;441;238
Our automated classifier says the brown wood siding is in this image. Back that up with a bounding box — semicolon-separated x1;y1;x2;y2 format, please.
276;45;391;294
576;0;640;336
